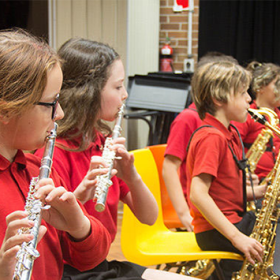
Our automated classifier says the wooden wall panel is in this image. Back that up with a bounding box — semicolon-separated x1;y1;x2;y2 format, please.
102;0;117;47
55;0;127;51
56;0;72;48
87;0;102;41
72;0;87;38
116;0;127;67
127;0;159;76
126;0;160;149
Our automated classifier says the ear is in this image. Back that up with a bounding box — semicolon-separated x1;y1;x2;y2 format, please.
213;97;223;108
257;88;264;95
0;100;10;124
0;111;11;125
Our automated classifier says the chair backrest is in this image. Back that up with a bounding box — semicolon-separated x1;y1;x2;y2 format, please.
122;148;165;226
147;144;184;229
121;148;168;263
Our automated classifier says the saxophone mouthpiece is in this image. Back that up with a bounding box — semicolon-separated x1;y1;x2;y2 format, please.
248;108;266;125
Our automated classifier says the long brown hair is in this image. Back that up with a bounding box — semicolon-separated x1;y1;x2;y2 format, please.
57;38;120;150
0;28;60;120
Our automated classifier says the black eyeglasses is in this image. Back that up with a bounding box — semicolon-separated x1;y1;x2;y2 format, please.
35;94;60;120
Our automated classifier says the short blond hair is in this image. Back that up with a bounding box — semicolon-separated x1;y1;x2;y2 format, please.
191;61;251;120
0;29;60;119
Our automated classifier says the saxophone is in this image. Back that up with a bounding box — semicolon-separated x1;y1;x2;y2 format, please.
13;123;58;280
246;108;280;211
246;108;280;174
232;110;280;280
94;104;125;212
232;150;280;280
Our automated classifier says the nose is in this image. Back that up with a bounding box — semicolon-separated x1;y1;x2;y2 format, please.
246;91;251;103
122;88;128;101
54;103;64;121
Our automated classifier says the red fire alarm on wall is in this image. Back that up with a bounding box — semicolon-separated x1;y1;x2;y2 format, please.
173;0;189;12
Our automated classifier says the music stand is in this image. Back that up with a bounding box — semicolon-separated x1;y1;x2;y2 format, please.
125;74;192;146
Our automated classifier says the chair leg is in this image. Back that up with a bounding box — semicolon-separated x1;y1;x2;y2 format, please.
156;264;161;270
213;259;225;280
156;262;188;273
163;262;179;271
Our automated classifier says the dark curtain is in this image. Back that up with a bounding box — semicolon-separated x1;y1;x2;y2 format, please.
0;1;30;30
198;0;280;66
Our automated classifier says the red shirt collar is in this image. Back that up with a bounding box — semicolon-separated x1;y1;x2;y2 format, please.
0;150;26;171
56;131;105;151
189;102;196;110
203;113;236;141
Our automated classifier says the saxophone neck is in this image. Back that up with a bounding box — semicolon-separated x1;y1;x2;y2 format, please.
248;107;280;137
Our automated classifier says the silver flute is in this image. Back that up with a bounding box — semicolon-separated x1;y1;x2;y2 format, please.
94;104;125;212
13;123;58;280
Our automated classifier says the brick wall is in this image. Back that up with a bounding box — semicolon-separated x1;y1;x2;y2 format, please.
160;0;200;72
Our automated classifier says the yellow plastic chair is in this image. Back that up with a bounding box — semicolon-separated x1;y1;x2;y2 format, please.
121;148;243;280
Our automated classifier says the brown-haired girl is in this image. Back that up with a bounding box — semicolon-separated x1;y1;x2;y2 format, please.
35;38;159;279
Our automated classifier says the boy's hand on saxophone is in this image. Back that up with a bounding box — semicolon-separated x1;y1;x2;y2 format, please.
231;231;264;265
0;211;47;280
74;156;117;204
35;178;91;241
246;172;268;200
246;173;259;187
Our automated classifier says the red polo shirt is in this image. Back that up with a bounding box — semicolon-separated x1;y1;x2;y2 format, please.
186;113;244;233
165;102;202;197
0;150;110;280
35;132;130;243
233;102;280;180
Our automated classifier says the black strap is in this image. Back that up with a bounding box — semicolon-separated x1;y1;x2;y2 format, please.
187;107;198;113
186;125;212;153
273;218;280;276
244;137;275;161
269;137;277;163
229;124;250;213
244;142;273;152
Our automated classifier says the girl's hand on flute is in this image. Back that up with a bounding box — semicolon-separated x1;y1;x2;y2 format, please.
36;178;91;241
74;156;117;204
0;211;47;280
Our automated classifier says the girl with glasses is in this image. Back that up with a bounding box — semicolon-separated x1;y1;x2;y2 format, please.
35;93;60;120
0;29;111;280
